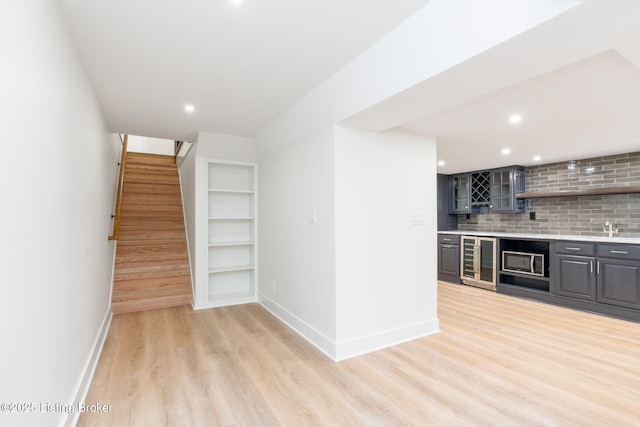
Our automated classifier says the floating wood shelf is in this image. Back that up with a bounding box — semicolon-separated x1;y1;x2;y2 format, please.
516;185;640;200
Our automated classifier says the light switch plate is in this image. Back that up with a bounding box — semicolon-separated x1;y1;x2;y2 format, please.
411;211;425;225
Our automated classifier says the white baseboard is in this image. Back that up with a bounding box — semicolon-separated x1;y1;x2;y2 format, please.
64;308;112;427
334;318;440;361
193;295;258;310
258;293;440;362
258;292;337;360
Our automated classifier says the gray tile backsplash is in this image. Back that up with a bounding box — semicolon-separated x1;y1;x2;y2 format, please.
456;152;640;238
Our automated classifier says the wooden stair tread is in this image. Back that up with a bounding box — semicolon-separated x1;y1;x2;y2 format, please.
125;163;179;173
120;207;184;215
117;232;187;242
116;243;187;252
124;174;181;185
121;194;183;205
115;255;189;274
114;265;191;281
122;183;182;195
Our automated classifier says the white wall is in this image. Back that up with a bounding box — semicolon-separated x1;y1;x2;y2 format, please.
0;2;118;426
257;126;337;356
334;126;439;360
127;135;175;155
196;132;256;161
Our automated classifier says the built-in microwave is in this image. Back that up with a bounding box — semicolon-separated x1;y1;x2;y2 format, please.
502;251;545;276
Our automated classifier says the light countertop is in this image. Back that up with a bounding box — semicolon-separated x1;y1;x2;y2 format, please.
438;230;640;245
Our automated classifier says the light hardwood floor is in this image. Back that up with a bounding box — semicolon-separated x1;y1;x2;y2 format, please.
79;282;640;426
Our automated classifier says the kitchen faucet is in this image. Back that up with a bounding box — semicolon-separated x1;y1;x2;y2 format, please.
604;221;618;238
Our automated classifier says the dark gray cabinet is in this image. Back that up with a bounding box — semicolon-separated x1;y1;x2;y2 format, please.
448;166;524;214
596;245;640;309
450;174;470;213
438;234;460;283
490;167;525;213
551;242;596;300
552;241;640;310
498;238;640;322
437;174;457;230
554;255;596;300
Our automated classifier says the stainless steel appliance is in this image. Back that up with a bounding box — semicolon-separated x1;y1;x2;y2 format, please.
502;251;545;276
460;236;497;291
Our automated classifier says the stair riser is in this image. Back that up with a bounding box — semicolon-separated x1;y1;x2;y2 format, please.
126;153;176;166
113;275;192;292
111;294;192;314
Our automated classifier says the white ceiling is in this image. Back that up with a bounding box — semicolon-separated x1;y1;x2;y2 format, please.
402;50;640;174
56;0;431;141
57;0;640;173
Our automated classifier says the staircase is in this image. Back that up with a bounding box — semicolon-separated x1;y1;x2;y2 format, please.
112;152;192;314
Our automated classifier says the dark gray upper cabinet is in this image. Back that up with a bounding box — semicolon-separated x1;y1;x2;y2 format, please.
448;166;524;214
450;173;470;213
490;167;525;213
437;174;457;230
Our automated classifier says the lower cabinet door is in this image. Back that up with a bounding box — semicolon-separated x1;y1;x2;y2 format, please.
553;255;596;300
597;259;640;309
438;244;460;278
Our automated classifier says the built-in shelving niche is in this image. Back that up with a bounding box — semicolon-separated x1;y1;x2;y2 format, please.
206;160;257;306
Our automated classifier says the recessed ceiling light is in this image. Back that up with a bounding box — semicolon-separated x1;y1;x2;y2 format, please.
509;114;522;124
533;155;541;162
229;0;243;4
438;161;445;167
502;148;511;155
184;104;195;113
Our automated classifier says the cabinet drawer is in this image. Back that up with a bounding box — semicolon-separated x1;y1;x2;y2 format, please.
554;242;595;256
438;234;460;244
597;244;640;260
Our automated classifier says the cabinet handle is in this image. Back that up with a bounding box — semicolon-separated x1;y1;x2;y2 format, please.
565;247;581;251
590;261;593;274
443;238;451;242
610;250;629;255
597;261;600;274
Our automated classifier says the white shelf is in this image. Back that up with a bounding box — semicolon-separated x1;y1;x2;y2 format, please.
204;160;257;306
208;269;253;296
208;189;255;194
208;241;254;247
208;217;254;220
209;265;255;274
207;162;254;192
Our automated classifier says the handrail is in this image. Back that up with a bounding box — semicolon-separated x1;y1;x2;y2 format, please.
108;135;128;240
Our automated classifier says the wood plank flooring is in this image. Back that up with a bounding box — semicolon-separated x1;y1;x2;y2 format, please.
79;282;640;426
